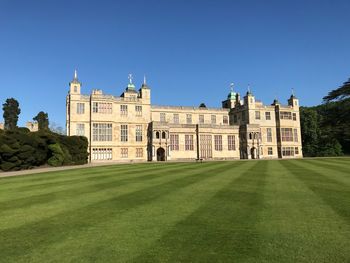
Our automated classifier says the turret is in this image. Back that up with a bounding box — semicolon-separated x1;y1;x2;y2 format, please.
222;83;236;109
69;69;81;94
288;89;299;109
243;85;255;109
139;74;151;103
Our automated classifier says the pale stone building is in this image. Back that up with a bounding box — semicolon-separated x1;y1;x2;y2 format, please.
66;71;302;162
0;121;38;131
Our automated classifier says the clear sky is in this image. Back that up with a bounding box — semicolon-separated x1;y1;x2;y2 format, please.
0;0;349;128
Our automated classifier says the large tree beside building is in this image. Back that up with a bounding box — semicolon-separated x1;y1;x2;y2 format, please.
33;111;49;131
2;98;21;130
300;78;350;156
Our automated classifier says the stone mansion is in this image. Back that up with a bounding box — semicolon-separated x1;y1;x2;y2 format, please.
66;71;302;162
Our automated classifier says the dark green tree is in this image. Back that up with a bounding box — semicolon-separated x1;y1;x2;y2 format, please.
300;107;320;156
33;111;49;131
2;98;21;130
323;78;350;102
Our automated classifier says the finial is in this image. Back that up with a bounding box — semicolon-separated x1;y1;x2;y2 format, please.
247;84;251;94
230;82;234;92
143;74;147;85
292;88;295;96
128;73;133;84
74;69;78;80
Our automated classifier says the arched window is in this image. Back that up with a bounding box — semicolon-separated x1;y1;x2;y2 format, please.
162;131;166;139
156;131;160;139
249;133;252;140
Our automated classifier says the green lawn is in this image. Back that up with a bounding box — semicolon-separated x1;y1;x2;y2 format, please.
0;158;349;263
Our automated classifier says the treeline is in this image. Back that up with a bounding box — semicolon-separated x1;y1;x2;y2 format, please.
0;98;88;171
300;78;350;156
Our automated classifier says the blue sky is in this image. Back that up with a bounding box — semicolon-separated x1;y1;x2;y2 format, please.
0;0;349;127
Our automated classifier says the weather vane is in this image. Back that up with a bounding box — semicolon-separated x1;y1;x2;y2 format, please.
128;73;133;84
230;83;234;92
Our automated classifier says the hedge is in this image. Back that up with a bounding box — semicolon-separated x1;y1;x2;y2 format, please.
0;129;88;171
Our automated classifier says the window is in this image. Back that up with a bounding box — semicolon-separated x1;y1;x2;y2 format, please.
281;128;293;142
211;115;216;124
173;114;179;124
76;123;85;136
266;128;272;142
160;113;166;122
280;111;292;120
136;125;142;142
282;147;294;156
162;131;166;139
233;115;238;123
265;112;271;120
214;135;223;151
136;148;143;157
155;131;160;139
120;105;128;116
223;116;228;124
268;147;273;155
74;86;77;93
121;125;128;142
199;115;204;124
92;102;112;114
170;134;179;151
186;114;192;124
121;148;128;158
185;135;194;151
200;135;212;158
228;135;235;151
92;123;112;141
295;147;299;155
255;111;261;120
294;129;298;142
293;113;297;121
135;105;142;116
77;103;85;114
92;148;112;160
93;102;98;113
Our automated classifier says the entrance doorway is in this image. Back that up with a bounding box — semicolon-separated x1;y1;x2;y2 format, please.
156;147;166;161
251;147;256;159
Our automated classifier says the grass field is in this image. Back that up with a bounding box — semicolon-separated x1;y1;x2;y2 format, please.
0;158;349;262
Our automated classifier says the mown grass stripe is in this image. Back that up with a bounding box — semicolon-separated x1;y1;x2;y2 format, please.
0;162;173;189
0;162;197;201
0;162;203;213
0;161;240;261
135;161;269;262
280;160;350;222
301;159;350;177
36;162;252;262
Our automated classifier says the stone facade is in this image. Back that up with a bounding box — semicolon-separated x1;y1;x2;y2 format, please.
66;73;303;162
0;122;38;131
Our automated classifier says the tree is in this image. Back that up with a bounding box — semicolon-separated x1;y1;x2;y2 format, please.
300;107;320;156
33;111;49;131
50;122;66;135
2;98;21;130
323;78;350;102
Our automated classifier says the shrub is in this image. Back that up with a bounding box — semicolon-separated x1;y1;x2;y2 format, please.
47;143;64;167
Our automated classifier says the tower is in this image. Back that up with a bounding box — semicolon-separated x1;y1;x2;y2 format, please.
139;74;151;104
222;83;237;109
288;89;299;109
243;85;255;109
69;69;81;94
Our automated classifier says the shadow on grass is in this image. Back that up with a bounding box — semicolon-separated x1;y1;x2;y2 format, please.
134;160;269;262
